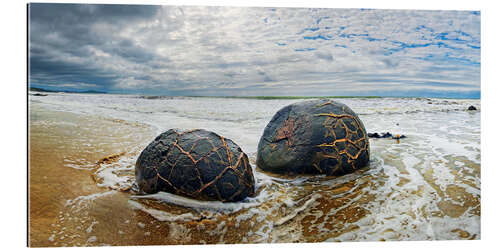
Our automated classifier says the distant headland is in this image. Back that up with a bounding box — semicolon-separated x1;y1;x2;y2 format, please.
29;87;107;94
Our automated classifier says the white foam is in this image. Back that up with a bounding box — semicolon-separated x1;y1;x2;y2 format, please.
426;135;478;161
63;157;95;170
86;236;97;244
275;194;322;226
128;200;201;222
85;221;98;233
168;223;192;242
235;207;262;227
65;190;117;211
402;153;420;169
94;155;136;190
130;189;269;214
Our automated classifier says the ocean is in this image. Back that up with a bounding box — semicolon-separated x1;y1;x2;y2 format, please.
28;92;480;246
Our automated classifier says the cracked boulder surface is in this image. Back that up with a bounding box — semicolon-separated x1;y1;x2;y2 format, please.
256;99;370;176
135;129;255;202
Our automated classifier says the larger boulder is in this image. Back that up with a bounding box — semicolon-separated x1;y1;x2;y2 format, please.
135;129;255;202
256;99;370;176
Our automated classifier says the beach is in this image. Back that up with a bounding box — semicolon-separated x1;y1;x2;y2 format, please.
28;93;480;246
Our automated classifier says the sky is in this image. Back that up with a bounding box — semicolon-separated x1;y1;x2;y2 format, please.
28;4;481;98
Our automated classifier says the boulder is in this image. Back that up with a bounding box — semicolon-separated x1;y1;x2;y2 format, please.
135;129;255;202
256;99;370;176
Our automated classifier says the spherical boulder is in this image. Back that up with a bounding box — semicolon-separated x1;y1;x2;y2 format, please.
256;99;370;176
135;129;255;202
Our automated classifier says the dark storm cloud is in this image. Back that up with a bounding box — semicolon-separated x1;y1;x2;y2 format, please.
109;39;156;63
30;55;115;84
29;4;159;52
29;3;160;90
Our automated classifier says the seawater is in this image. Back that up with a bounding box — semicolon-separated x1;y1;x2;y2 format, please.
29;93;480;245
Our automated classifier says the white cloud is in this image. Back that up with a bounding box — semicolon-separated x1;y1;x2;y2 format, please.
29;4;480;97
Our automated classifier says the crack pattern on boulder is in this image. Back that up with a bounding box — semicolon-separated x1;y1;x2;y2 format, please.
135;129;255;202
257;99;370;176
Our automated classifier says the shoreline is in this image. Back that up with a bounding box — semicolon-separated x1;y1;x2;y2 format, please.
28;97;481;246
29;89;480;100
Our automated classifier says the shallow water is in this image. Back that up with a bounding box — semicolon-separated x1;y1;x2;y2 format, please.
28;93;480;246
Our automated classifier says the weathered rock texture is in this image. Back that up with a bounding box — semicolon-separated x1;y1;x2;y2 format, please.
256;99;370;176
136;129;255;202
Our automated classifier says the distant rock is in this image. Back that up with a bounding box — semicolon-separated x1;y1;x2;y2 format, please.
467;105;477;111
368;132;392;138
368;132;406;140
29;87;55;92
79;90;107;94
139;95;173;100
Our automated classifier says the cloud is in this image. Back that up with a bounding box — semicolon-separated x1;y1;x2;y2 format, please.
28;4;480;97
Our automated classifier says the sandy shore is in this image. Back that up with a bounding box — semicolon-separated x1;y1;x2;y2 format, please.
27;105;380;246
28;96;481;246
28;105;158;247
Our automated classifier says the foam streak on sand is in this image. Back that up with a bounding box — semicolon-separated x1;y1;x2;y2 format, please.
128;200;200;222
65;191;117;211
93;155;137;191
130;190;268;213
275;194;322;226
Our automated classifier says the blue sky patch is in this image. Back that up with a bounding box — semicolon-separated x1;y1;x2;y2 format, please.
295;48;317;52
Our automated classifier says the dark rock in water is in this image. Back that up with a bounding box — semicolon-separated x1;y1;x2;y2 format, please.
391;134;406;139
369;132;406;139
139;95;173;100
135;129;255;202
467;105;477;111
368;132;393;138
381;132;392;138
32;93;48;96
256;99;370;176
368;132;399;138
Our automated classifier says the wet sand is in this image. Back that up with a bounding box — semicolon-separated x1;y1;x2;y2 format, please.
28;105;157;247
28;105;380;246
28;97;481;246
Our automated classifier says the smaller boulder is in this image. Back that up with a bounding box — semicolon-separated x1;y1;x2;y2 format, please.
135;129;255;202
467;105;477;111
